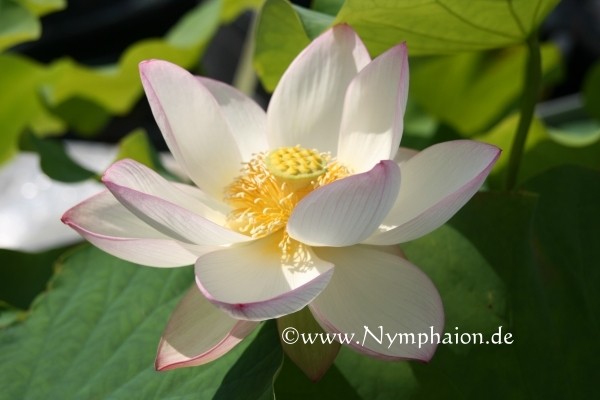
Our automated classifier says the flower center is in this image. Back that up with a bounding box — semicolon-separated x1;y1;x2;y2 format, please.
224;146;349;252
265;146;326;191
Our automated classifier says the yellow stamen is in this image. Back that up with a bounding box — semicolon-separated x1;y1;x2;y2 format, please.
224;146;350;259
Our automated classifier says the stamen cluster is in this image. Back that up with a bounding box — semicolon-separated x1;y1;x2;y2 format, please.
224;147;349;255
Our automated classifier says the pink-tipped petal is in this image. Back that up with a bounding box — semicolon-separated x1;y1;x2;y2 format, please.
195;235;334;321
267;25;371;153
365;140;500;245
61;191;214;267
139;60;242;199
197;77;268;161
102;159;252;246
156;286;259;371
287;160;400;247
310;245;444;361
337;43;409;173
105;159;229;221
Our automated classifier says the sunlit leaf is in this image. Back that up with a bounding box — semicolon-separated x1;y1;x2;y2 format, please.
254;0;561;92
0;54;64;164
0;245;283;399
254;0;311;91
114;129;158;170
0;0;39;51
410;43;562;135
293;5;334;39
0;0;65;51
335;0;560;56
221;0;264;22
164;0;222;48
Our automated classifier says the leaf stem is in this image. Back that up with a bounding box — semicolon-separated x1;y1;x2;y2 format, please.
233;13;258;96
505;33;542;191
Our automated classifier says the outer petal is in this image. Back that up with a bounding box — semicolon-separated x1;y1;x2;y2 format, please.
287;160;400;247
156;286;259;371
267;24;371;153
337;43;409;173
197;77;269;160
139;60;242;199
195;235;334;321
61;191;214;267
310;245;444;361
103;159;252;246
365;140;500;245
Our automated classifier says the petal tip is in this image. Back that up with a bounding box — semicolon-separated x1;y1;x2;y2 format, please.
390;41;408;55
154;351;184;372
139;59;164;77
139;58;169;71
154;349;170;372
60;209;72;225
154;340;189;372
331;22;353;33
138;59;155;69
330;23;362;43
475;141;503;168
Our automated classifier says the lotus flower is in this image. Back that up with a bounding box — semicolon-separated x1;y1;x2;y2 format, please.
62;25;499;372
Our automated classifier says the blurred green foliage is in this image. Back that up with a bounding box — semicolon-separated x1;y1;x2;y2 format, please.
583;61;600;121
0;0;221;166
0;0;65;52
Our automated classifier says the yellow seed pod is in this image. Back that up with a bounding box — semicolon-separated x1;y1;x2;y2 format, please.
265;145;327;191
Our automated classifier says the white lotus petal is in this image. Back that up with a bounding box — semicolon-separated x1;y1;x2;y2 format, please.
267;25;370;153
288;160;400;247
366;140;500;245
338;43;409;172
195;235;334;321
104;159;229;222
140;60;242;198
103;160;252;246
198;77;269;161
311;245;444;361
61;191;214;267
156;286;258;371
